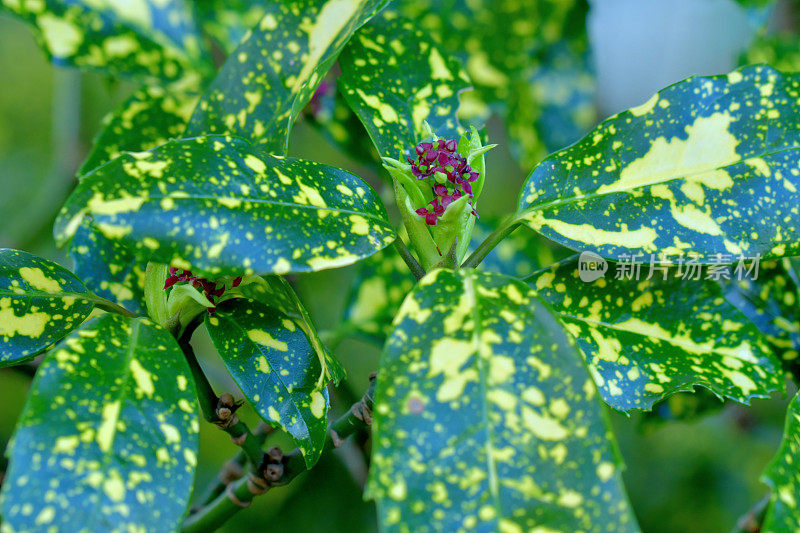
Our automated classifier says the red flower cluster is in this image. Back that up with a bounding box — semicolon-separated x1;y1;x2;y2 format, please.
406;138;479;225
164;267;241;309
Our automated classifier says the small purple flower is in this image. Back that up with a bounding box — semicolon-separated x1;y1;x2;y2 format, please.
164;267;242;312
407;137;480;225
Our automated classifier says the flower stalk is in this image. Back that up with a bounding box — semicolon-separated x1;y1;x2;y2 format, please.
386;124;495;270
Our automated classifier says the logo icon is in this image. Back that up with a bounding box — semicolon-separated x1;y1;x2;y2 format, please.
578;251;608;282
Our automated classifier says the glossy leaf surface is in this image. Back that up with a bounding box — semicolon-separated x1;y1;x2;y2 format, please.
186;0;388;153
518;65;800;262
721;259;800;372
762;391;800;532
343;223;553;343
0;314;199;532
224;274;345;384
80;86;199;175
0;249;95;366
527;257;783;411
55;136;395;277
71;86;199;314
1;0;208;85
206;299;329;467
395;0;583;104
368;269;637;532
339;13;469;158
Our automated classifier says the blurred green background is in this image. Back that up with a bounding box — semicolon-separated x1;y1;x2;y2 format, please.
1;1;799;531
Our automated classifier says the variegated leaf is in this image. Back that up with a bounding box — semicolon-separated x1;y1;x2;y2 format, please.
54;135;395;278
80;86;199;175
305;78;378;166
0;249;95;366
68;224;147;315
195;0;268;54
721;258;800;372
186;0;388;154
339;13;470;158
517;65;800;262
0;0;209;85
223;274;345;384
761;390;800;532
506;41;596;169
368;269;637;532
70;86;199;314
343;222;554;343
206;299;330;467
526;257;783;411
0;314;199;532
395;0;582;105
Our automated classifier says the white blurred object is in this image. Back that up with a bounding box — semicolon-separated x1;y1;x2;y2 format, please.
588;0;758;117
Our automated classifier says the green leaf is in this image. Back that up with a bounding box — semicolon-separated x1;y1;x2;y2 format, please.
339;13;470;158
305;79;378;166
186;0;388;153
70;87;199;315
195;0;268;54
368;269;637;531
0;248;95;366
517;65;800;262
206;299;330;467
762;390;800;532
395;0;583;106
526;256;783;411
391;0;594;170
506;42;596;169
722;259;800;372
0;314;199;531
343;245;416;343
68;218;147;316
343;221;553;343
224;275;345;385
740;32;800;73
1;0;209;85
54;135;395;277
80;86;199;176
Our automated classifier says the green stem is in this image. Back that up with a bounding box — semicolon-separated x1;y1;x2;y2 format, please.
193;422;274;510
92;296;137;318
181;374;377;533
461;216;521;269
394;239;426;280
178;317;263;468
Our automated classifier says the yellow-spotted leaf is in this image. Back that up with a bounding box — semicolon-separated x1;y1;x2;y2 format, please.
394;0;593;165
1;0;209;85
395;0;583;105
54;135;395;278
70;86;199;314
0;314;199;532
506;42;597;169
517;65;800;262
186;0;389;153
368;269;637;532
526;257;783;411
722;258;800;374
0;249;96;366
195;0;268;54
338;13;470;158
761;390;800;532
80;86;199;175
206;299;330;467
222;274;344;385
343;222;555;343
